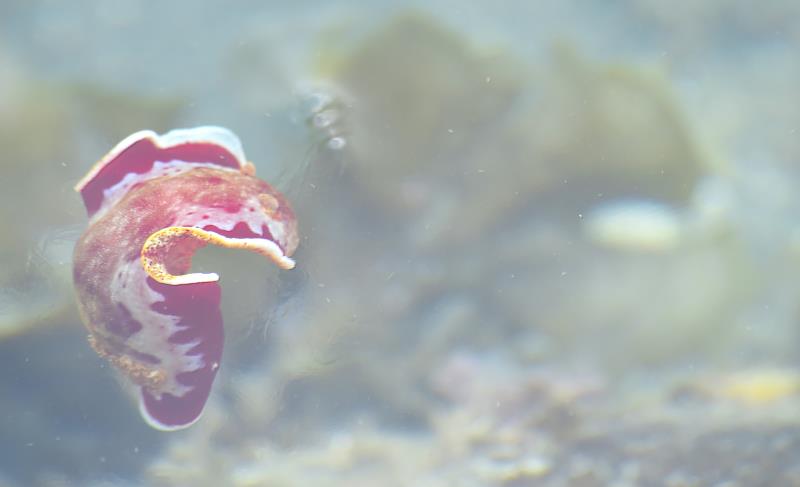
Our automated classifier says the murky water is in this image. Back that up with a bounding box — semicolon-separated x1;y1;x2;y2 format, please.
2;1;800;485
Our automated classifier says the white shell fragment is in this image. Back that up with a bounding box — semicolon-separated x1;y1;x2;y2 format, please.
584;199;683;252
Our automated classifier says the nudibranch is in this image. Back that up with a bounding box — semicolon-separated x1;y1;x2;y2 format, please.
73;126;298;431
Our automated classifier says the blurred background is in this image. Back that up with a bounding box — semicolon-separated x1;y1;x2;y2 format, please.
1;1;800;486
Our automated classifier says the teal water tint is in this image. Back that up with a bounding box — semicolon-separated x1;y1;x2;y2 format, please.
1;1;800;485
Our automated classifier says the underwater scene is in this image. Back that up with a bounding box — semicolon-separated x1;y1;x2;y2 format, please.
1;1;800;486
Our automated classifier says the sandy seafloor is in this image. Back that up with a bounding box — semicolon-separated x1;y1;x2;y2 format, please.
1;1;800;486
